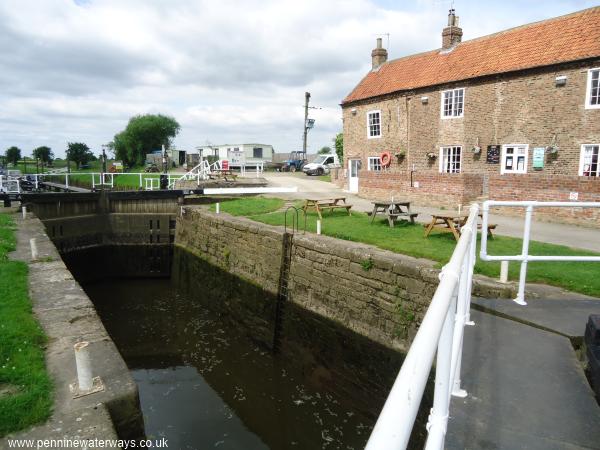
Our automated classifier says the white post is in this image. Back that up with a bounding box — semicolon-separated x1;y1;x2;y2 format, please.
30;238;38;260
458;204;462;216
500;260;509;283
74;341;93;391
139;173;142;188
216;202;220;214
515;205;533;305
22;206;27;219
317;219;321;235
34;174;39;190
65;173;69;189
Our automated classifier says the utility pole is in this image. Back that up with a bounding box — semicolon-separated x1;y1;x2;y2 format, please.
302;92;310;157
101;145;107;174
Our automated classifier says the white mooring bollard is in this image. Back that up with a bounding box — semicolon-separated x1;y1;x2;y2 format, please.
74;341;93;392
317;219;322;235
22;206;27;219
30;238;38;260
500;260;509;283
215;202;220;214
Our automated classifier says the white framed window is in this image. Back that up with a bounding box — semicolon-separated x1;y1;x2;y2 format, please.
579;144;599;177
439;146;462;173
501;144;529;174
441;88;465;118
368;156;382;171
585;68;600;109
367;110;382;138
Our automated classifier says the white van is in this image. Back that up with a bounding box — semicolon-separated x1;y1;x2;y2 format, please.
302;153;341;176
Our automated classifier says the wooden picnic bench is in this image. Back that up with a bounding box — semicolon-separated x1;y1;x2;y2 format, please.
369;201;418;228
209;169;238;182
302;197;352;220
424;214;497;241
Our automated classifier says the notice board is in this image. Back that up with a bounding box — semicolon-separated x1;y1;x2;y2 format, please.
486;145;500;164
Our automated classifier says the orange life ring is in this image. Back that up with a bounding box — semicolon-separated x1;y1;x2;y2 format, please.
380;151;392;167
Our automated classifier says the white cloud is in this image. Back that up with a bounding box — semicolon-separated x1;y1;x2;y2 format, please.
0;0;597;157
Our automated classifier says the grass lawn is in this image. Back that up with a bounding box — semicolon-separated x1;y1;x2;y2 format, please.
316;174;332;182
209;197;285;216
0;213;52;436
214;197;600;298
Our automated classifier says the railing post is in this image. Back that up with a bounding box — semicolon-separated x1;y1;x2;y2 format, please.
451;252;470;398
515;204;534;305
425;287;457;450
500;260;509;283
65;173;69;189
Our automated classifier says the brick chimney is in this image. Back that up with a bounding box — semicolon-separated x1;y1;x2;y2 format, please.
371;38;388;70
442;9;463;49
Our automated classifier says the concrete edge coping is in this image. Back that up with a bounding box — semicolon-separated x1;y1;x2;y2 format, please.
2;210;143;444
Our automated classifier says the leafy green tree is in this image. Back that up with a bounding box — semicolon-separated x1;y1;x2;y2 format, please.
5;146;21;165
318;146;332;154
113;114;180;166
334;133;343;162
32;146;54;165
66;142;94;169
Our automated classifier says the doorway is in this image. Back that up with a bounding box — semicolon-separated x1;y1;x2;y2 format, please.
349;159;360;193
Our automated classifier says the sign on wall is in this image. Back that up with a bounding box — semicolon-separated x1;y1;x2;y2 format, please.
532;147;545;169
486;145;500;164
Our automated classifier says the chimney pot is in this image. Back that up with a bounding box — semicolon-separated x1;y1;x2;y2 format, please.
442;8;463;49
371;38;388;70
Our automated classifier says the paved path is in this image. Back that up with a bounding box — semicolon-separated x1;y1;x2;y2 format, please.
261;172;600;252
447;298;600;450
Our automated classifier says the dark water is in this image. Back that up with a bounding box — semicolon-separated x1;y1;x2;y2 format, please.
84;278;390;450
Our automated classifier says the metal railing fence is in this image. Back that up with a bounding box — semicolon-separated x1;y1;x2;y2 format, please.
480;200;600;305
365;203;479;450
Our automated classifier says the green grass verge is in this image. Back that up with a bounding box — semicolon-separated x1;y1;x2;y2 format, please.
316;174;331;182
220;197;600;297
209;197;285;216
0;214;52;436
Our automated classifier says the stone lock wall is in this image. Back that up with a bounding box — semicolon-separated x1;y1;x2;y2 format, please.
175;208;513;351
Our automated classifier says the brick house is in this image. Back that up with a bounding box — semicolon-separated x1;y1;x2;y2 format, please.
339;7;600;224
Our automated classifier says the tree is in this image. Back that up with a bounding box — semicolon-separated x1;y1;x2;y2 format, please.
5;146;21;166
66;142;94;169
112;114;181;166
318;146;332;154
32;146;54;165
334;133;343;163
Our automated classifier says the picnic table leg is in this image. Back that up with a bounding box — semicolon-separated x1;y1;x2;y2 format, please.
424;219;436;237
370;206;378;223
447;219;461;241
316;205;323;220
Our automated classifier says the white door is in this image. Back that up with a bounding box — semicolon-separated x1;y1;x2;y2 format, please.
349;159;360;193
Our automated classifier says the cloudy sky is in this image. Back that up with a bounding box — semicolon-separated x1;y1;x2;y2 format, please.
1;0;597;158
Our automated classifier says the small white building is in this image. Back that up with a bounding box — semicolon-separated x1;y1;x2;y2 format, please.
193;143;274;167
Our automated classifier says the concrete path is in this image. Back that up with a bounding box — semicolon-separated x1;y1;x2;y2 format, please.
261;172;600;252
446;301;600;450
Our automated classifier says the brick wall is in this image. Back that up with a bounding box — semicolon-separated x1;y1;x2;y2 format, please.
488;174;600;225
343;60;600;175
359;170;483;206
339;60;600;225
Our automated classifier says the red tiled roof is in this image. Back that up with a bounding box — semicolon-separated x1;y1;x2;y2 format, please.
342;7;600;104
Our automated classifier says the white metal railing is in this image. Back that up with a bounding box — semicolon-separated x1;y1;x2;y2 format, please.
366;203;479;450
480;200;600;305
